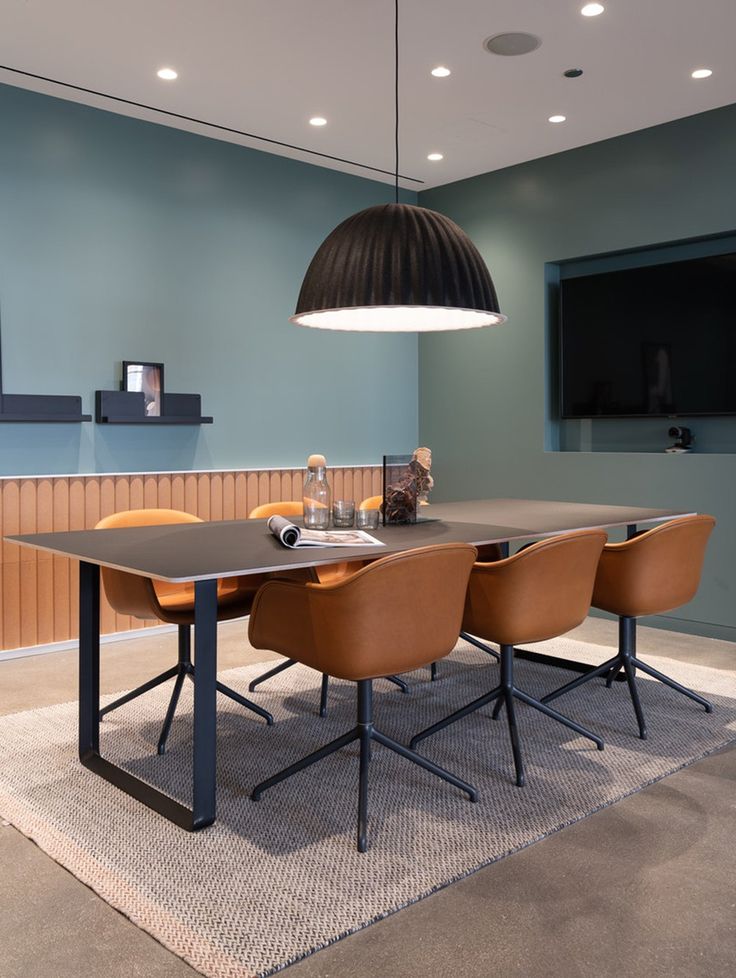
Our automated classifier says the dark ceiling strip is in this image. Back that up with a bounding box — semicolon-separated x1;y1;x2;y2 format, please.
0;64;425;185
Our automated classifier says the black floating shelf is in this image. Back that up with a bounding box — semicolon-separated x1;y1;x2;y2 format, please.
95;390;213;425
0;393;91;423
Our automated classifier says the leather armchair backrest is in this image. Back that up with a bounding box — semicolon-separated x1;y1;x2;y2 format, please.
249;543;477;680
249;501;304;519
592;514;716;617
463;529;607;646
95;509;201;619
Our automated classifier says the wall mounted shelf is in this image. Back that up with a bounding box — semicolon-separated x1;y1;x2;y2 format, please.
0;394;91;423
95;390;213;425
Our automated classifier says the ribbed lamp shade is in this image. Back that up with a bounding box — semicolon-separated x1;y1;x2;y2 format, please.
290;203;506;332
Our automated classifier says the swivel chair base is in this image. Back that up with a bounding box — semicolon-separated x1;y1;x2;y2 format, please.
252;679;477;852
100;624;273;754
541;616;712;740
411;641;603;788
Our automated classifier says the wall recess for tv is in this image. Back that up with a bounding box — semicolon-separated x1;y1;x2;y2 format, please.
0;326;91;422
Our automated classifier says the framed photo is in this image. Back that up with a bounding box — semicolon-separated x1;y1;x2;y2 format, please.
122;361;164;417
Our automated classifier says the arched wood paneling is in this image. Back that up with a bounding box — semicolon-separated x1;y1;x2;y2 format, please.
0;465;382;652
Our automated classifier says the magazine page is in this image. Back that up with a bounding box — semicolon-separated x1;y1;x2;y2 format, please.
298;528;384;547
267;515;383;549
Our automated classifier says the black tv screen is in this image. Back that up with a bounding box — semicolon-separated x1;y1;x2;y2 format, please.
559;253;736;418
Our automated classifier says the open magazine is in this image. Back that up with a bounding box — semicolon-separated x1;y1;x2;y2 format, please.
267;515;384;549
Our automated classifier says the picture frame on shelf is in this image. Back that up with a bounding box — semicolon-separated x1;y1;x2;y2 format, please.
122;361;164;417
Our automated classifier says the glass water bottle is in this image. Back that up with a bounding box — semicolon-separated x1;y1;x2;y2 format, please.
303;454;331;529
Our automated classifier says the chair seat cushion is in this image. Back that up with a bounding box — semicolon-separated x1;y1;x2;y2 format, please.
154;577;259;622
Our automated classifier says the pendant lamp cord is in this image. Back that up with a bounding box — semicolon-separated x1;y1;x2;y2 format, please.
394;0;399;204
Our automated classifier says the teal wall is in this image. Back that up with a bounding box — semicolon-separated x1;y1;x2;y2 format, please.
0;83;418;475
419;105;736;639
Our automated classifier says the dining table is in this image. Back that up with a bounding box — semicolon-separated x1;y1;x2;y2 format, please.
6;497;691;831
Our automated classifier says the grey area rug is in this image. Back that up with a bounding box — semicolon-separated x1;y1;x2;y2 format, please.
1;638;735;978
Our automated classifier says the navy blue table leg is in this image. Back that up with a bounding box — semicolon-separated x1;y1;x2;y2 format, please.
192;579;218;829
77;561;219;831
79;560;100;759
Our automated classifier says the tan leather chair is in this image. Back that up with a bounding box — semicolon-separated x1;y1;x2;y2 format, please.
249;543;478;852
246;501;408;710
541;515;716;739
96;508;272;754
410;530;607;787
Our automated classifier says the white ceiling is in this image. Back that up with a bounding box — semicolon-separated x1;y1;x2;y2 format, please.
1;0;735;190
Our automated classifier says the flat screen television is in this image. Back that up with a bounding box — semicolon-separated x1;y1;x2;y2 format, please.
559;252;736;418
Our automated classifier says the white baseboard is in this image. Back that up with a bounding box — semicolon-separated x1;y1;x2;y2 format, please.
0;624;179;661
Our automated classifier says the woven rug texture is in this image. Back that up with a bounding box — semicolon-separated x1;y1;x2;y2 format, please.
0;637;734;978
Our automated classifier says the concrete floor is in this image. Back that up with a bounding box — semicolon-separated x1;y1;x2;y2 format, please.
1;619;735;978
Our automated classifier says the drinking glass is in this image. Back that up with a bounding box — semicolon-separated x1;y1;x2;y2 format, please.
356;508;380;530
332;500;356;528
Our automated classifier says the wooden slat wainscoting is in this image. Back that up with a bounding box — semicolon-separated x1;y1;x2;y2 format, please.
0;465;383;653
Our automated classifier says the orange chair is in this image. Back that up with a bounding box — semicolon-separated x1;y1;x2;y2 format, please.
249;543;478;851
96;509;272;754
541;515;716;739
246;501;409;711
411;530;607;787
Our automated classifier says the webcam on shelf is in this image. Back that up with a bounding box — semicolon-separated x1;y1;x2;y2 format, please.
666;426;694;453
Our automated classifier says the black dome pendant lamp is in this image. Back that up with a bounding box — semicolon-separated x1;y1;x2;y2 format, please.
290;0;506;332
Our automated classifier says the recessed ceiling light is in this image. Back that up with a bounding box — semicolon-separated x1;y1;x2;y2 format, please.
427;153;444;161
309;116;327;126
548;115;567;124
581;3;605;16
691;68;713;79
156;67;178;80
431;66;451;78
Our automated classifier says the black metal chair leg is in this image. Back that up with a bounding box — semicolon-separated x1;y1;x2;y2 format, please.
605;663;623;688
491;695;504;720
99;665;179;719
385;675;410;694
409;687;503;749
502;689;525;787
247;658;296;692
460;631;501;661
540;655;621;705
372;730;478;800
630;656;713;713
357;726;371;852
215;681;274;725
157;671;186;755
513;688;605;750
251;727;358;800
622;658;647;740
430;661;438;681
319;673;330;717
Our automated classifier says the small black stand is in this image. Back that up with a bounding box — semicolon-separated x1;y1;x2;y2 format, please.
95;390;213;425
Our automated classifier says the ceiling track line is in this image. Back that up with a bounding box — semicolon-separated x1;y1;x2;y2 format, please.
0;63;425;186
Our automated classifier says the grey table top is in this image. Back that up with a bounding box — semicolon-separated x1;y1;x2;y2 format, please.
5;518;531;583
427;499;691;533
6;499;690;584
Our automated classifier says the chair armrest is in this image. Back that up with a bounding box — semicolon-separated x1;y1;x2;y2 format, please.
248;579;319;667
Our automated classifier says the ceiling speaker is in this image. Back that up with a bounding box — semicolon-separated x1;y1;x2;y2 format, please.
484;32;542;56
